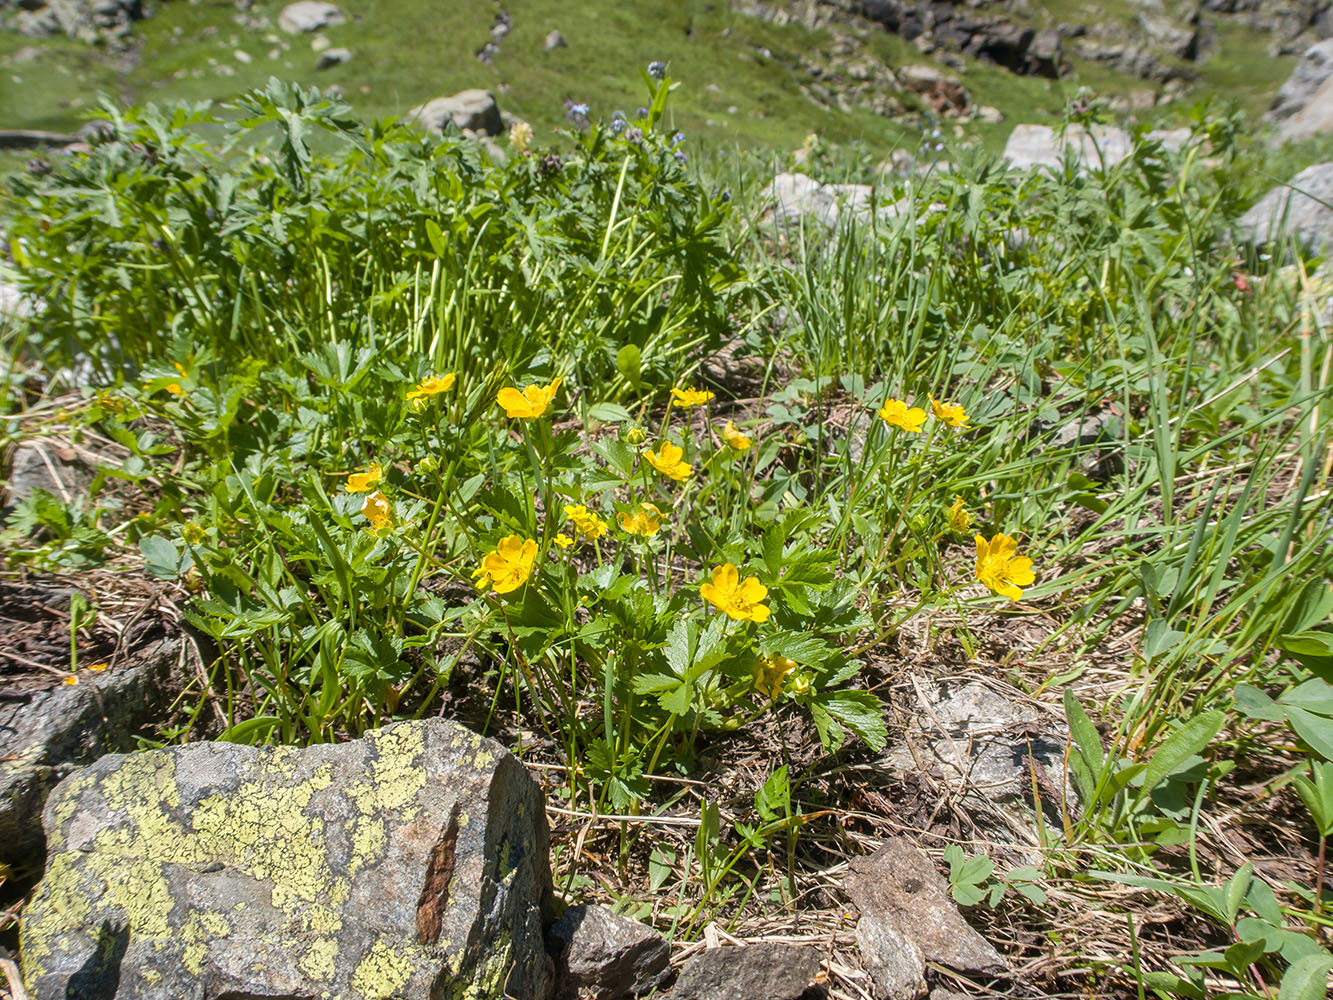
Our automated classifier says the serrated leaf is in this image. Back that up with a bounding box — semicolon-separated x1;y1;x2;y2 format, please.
817;689;886;751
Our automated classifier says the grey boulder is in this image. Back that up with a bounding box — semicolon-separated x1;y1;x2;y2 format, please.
0;632;176;870
1268;39;1333;124
1238;163;1333;252
1002;123;1133;173
407;89;504;137
547;903;670;999
20;718;554;999
278;0;344;34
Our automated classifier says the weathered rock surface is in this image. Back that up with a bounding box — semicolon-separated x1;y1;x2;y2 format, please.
1270;38;1333;122
547;903;670;1000
543;28;566;51
9;0;146;45
883;680;1071;841
846;839;1005;985
407;89;504;137
1238;162;1333;251
278;0;344;34
4;441;92;510
20;719;554;1000
763;172;920;231
315;45;353;69
855;911;926;1000
1275;72;1333;142
0;633;176;870
1002;123;1134;172
670;942;824;1000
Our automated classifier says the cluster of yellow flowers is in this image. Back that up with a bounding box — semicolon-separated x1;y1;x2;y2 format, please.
341;373;1035;608
877;395;970;433
564;504;609;541
618;502;665;537
752;655;799;701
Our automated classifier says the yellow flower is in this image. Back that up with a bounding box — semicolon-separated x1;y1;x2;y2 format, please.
563;504;609;540
497;377;563;419
878;398;927;433
87;662;109;672
721;420;752;451
670;387;715;408
618;502;665;537
345;462;383;493
947;496;971;533
752;655;797;701
700;563;771;622
182;522;206;545
361;490;392;532
406;373;457;401
975;532;1036;602
62;675;78;686
553;533;574;549
643;441;693;481
472;535;539;594
930;397;970;428
165;383;186;397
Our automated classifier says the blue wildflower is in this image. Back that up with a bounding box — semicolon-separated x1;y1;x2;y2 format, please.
674;150;687;164
648;61;666;80
569;102;590;117
626;127;644;145
671;131;685;146
636;107;649;119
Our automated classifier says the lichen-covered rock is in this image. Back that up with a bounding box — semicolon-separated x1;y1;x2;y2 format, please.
20;719;554;1000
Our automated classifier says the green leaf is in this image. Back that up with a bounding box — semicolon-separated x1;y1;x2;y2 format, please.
1278;631;1333;658
587;402;633;424
817;690;886;751
1063;688;1105;781
1286;706;1333;760
424;218;446;257
1277;954;1333;1000
1279;678;1333;715
1144;619;1187;660
616;344;642;388
139;534;182;579
1234;683;1284;722
958;854;994;886
1140;711;1224;793
755;765;790;822
219;716;281;745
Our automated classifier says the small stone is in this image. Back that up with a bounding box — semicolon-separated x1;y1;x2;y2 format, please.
846;839;1006;979
543;29;567;51
277;0;344;34
233;48;252;63
547;904;670;1000
856;912;926;999
310;33;331;52
315;46;353;70
670;942;824;1000
1238;162;1333;252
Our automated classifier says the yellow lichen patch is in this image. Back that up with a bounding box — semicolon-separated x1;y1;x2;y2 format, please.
350;937;418;999
298;936;339;982
347;725;428;818
348;818;386;879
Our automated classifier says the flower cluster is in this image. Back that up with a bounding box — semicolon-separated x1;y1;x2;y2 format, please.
752;655;798;701
618;502;664;537
878;396;970;433
564;504;609;541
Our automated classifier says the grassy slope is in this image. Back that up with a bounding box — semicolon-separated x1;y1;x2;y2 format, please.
0;0;1300;156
